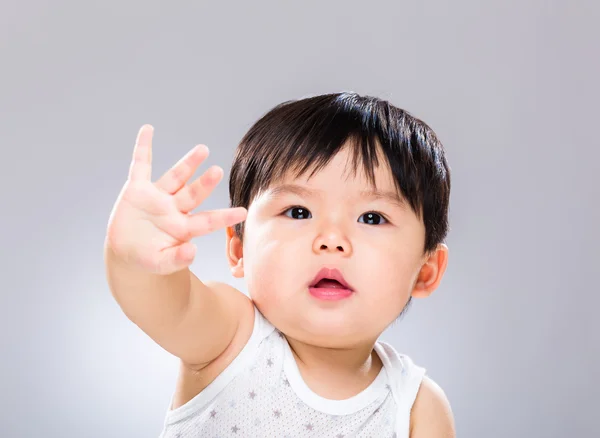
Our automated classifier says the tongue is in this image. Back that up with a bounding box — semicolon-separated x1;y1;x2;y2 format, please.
314;279;344;289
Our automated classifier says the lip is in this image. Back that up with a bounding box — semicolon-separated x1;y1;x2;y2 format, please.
309;267;354;291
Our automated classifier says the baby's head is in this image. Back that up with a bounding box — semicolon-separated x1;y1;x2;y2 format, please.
225;92;450;347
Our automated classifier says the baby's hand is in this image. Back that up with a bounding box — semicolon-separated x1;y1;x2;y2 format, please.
105;125;247;275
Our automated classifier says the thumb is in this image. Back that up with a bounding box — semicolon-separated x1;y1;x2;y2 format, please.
156;242;197;274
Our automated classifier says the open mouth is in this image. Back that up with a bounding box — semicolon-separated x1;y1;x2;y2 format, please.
309;268;354;300
313;278;345;288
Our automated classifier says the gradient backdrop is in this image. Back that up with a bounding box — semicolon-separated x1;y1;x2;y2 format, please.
1;1;598;437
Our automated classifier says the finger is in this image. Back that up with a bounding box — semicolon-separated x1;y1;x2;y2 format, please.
153;242;197;275
186;207;248;237
128;124;154;181
155;144;209;194
174;165;223;214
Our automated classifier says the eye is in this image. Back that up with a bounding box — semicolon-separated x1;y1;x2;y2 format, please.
283;206;312;219
358;212;387;225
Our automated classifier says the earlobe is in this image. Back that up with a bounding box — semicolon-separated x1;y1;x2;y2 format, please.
411;244;448;298
226;226;245;278
231;257;244;278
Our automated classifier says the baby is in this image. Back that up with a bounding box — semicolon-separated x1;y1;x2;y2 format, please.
105;92;455;437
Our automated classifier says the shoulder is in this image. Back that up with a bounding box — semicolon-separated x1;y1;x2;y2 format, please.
409;376;456;438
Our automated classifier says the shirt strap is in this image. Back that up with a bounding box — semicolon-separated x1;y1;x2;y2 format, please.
374;341;426;437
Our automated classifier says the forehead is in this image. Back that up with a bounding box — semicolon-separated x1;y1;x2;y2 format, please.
279;143;396;189
266;183;406;211
260;145;405;207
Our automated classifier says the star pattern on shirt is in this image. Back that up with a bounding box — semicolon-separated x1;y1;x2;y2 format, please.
162;329;399;437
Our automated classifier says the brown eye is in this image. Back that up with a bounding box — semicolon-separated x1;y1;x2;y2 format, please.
358;212;386;225
284;206;312;219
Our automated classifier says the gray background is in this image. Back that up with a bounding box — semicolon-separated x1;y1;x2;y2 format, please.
1;1;598;437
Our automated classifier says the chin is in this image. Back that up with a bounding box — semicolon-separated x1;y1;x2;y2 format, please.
279;308;378;348
291;327;373;349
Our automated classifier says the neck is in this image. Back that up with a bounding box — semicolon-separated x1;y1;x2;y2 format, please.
285;336;383;400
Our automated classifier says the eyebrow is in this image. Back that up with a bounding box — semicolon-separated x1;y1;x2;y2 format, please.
268;184;406;209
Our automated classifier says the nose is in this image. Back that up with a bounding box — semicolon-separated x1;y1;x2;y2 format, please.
312;226;353;256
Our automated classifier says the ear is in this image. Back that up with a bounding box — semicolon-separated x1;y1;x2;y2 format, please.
226;226;244;278
411;244;449;298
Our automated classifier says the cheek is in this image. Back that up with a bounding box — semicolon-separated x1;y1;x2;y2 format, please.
357;238;420;301
244;225;304;303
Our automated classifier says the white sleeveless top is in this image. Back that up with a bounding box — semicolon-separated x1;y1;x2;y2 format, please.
159;306;426;437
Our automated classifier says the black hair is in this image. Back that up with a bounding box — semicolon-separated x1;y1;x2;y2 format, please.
229;91;451;257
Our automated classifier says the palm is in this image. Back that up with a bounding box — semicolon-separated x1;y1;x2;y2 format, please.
108;181;177;259
106;125;247;275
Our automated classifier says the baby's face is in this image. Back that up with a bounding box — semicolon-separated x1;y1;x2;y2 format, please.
240;146;427;347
